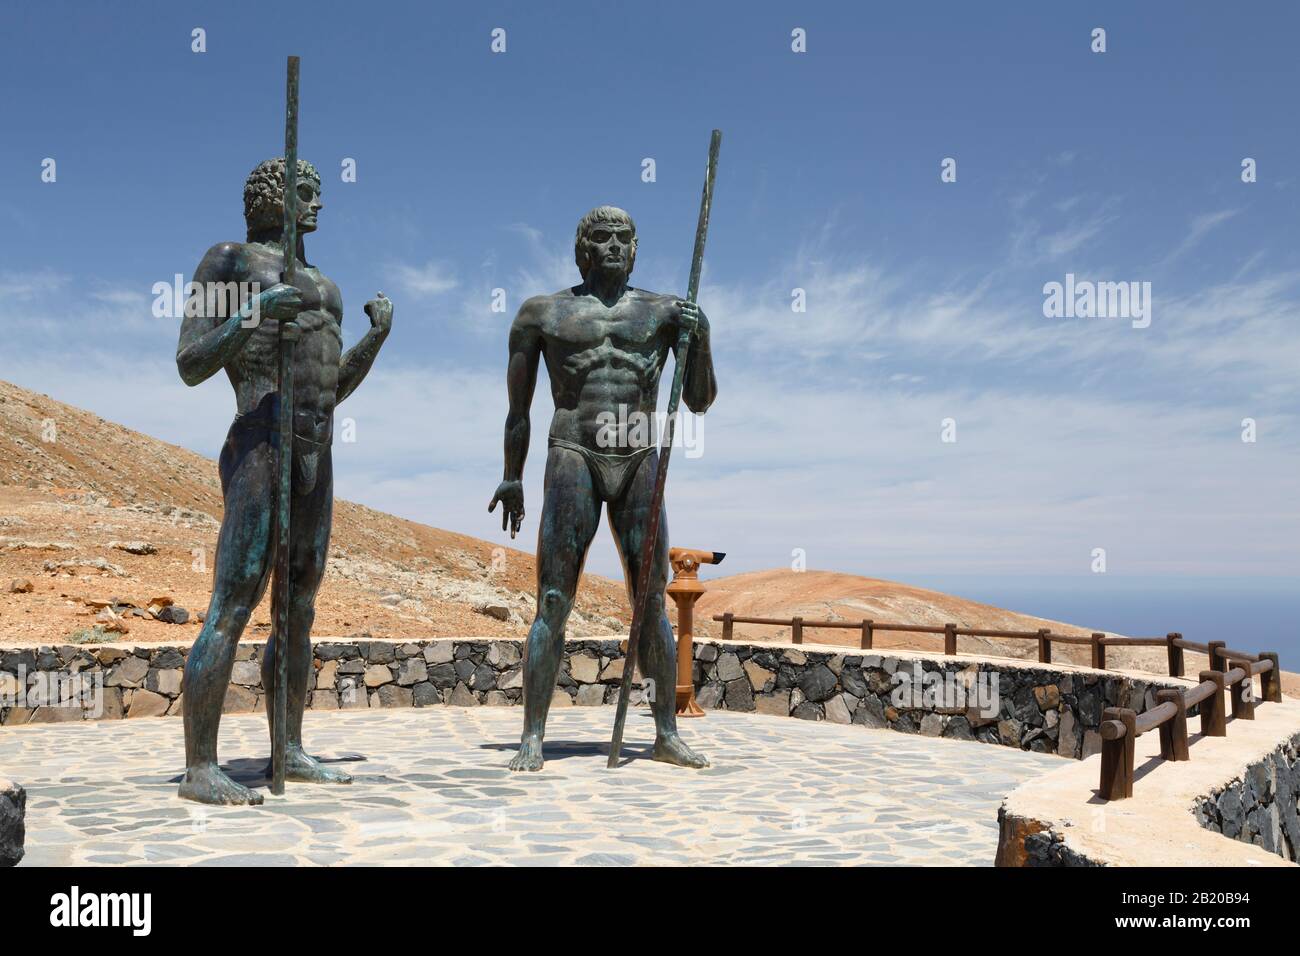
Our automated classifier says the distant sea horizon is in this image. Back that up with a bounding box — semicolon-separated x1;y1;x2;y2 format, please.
909;574;1300;667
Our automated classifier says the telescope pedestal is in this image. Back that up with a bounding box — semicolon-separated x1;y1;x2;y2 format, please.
669;588;706;717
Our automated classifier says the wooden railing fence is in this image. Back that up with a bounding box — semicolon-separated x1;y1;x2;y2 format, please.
710;614;1284;800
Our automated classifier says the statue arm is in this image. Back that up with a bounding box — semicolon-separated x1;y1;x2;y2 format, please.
502;302;543;482
336;295;392;404
175;243;261;387
682;306;717;414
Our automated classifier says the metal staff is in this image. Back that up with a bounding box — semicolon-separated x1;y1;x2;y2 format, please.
608;129;721;768
271;54;301;796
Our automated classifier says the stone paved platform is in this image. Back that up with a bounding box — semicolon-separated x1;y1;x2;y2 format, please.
0;708;1058;865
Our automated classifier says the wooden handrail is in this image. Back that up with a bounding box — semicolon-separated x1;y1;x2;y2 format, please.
1036;633;1094;646
1098;654;1281;800
703;608;1284;804
1182;678;1217;709
1098;636;1167;647
1134;700;1178;735
953;627;1036;638
1099;718;1128;741
870;622;948;634
1173;637;1210;655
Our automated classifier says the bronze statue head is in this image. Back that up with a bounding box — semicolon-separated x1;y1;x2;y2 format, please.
574;205;637;280
243;157;323;240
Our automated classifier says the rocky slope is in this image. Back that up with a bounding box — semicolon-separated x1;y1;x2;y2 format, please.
0;380;629;646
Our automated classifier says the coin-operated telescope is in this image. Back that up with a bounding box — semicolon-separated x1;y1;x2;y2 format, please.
666;548;725;717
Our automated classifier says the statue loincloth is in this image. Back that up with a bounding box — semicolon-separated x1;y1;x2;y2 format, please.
548;436;653;502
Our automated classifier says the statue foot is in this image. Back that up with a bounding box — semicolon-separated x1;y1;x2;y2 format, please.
178;763;265;806
653;733;710;769
508;734;545;772
277;746;353;784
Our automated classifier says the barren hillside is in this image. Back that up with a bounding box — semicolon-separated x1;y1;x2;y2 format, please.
0;380;630;646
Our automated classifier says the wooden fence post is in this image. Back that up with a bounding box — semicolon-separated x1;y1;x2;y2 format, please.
1091;632;1106;670
1259;652;1282;703
1229;664;1255;720
1166;632;1184;677
791;616;803;645
721;612;733;641
1099;707;1136;800
860;619;873;650
1198;670;1226;737
1207;640;1226;672
1037;629;1051;664
1155;688;1189;761
944;623;957;656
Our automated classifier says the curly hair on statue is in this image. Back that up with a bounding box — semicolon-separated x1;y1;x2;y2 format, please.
243;157;321;238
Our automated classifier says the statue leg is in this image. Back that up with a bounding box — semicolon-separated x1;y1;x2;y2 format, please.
608;452;709;769
179;436;275;805
262;447;348;783
509;445;600;771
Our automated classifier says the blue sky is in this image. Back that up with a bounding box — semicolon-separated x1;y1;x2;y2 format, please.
2;1;1298;650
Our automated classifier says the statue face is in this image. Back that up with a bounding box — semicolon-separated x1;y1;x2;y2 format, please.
295;178;323;233
581;219;635;279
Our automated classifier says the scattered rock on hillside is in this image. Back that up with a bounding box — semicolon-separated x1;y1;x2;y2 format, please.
109;540;156;555
475;603;510;622
93;607;129;634
43;557;126;577
7;580;32;594
156;605;189;625
3;540;72;551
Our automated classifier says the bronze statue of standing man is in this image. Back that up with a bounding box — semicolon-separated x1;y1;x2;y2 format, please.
174;158;392;804
490;205;717;771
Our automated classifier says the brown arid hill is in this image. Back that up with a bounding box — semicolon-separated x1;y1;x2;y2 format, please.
690;569;1298;697
2;379;1293;697
0;379;630;646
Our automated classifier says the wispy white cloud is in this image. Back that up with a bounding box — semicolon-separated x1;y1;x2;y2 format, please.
1158;208;1240;268
1009;196;1118;267
384;260;459;298
0;268;68;299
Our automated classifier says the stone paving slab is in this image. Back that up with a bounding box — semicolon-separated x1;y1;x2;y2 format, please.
0;708;1058;866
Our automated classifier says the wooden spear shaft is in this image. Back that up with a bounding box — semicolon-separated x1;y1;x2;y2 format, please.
271;54;300;796
607;129;721;768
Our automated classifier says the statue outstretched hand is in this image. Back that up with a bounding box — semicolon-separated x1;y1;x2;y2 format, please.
364;292;393;333
489;480;525;538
